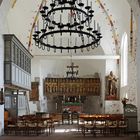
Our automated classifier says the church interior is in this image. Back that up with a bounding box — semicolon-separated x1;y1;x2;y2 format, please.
0;0;140;139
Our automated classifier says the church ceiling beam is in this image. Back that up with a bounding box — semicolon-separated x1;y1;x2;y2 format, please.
33;55;120;60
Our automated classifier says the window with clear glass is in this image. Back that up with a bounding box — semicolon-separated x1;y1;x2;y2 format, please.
121;33;128;87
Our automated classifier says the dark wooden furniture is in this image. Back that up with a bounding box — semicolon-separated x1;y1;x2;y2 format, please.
62;111;70;125
79;114;127;136
71;111;79;124
124;104;138;134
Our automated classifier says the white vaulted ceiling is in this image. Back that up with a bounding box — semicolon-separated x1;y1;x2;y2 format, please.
6;0;132;57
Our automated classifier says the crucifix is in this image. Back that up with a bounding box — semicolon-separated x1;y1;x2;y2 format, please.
66;62;79;78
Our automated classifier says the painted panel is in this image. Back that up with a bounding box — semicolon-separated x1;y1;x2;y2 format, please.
18;95;26;109
15;67;18;83
19;69;21;84
5;96;11;108
12;64;15;82
5;64;10;81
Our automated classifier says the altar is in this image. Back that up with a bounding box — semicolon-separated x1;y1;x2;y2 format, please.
62;102;82;113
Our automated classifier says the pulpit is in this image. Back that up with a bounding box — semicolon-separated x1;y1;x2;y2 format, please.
124;104;138;133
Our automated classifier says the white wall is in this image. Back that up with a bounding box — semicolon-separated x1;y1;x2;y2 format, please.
32;58;105;78
0;0;10;135
136;15;140;130
0;33;4;135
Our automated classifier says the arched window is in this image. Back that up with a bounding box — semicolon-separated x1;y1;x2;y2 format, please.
121;33;128;87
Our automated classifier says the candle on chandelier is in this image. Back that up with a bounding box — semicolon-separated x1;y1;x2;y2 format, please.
90;1;92;9
87;0;89;6
94;20;96;30
60;14;62;24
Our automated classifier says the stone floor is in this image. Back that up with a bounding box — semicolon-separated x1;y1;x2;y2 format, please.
0;124;138;140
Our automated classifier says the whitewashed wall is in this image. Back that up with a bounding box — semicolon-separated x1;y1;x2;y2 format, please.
0;0;10;135
137;16;140;130
0;32;4;134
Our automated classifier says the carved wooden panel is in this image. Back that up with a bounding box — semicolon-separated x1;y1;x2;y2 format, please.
45;78;101;96
29;82;39;101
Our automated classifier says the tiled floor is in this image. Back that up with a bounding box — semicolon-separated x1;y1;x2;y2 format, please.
0;125;138;140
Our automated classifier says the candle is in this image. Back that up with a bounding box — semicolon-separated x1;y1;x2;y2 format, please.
60;38;62;46
90;1;92;9
68;39;69;47
98;26;100;33
125;93;128;99
56;102;57;110
68;13;69;23
43;19;45;29
37;20;39;31
87;0;89;6
97;23;99;31
94;20;96;30
60;14;62;24
70;15;72;25
75;37;77;46
63;95;65;100
53;36;55;45
34;25;37;32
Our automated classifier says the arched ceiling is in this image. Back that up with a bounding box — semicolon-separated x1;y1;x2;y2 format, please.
6;0;132;57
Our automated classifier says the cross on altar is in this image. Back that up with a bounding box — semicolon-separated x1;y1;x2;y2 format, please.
66;62;79;78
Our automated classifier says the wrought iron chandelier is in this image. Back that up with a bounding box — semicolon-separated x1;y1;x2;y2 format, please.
33;0;102;53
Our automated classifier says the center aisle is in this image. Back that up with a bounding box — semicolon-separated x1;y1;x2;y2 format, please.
0;124;136;140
